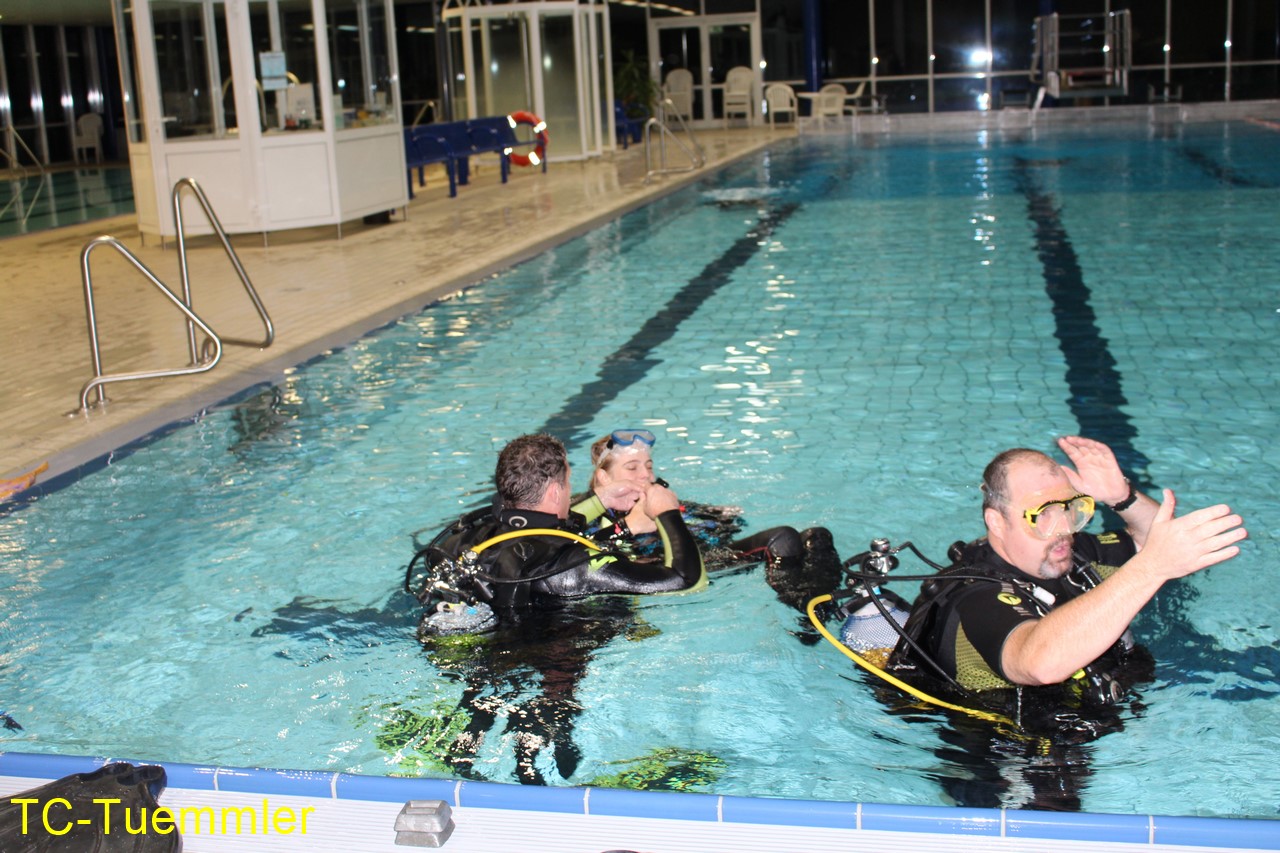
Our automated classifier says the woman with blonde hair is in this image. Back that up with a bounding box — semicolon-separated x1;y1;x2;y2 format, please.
584;429;841;612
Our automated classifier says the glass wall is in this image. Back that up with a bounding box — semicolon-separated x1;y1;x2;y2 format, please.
151;1;225;138
329;0;398;124
1;21;115;166
247;0;324;132
626;0;1276;114
4;0;1279;171
542;13;583;158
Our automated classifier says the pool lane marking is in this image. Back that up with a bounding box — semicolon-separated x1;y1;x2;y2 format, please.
537;202;800;451
1181;147;1274;189
1012;158;1153;486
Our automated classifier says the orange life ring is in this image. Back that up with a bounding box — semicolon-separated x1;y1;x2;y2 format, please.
506;111;547;167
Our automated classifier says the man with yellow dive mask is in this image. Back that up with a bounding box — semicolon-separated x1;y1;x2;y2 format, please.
901;435;1247;699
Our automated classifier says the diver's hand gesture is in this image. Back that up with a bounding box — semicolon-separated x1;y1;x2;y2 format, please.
596;482;644;514
641;482;681;518
1132;489;1247;582
1057;436;1129;506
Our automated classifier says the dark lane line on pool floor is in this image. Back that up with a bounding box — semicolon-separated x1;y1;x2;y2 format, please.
1181;147;1275;189
1013;158;1278;700
536;202;800;453
1012;158;1153;486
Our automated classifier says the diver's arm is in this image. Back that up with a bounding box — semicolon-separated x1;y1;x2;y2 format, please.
1001;490;1245;685
571;493;609;525
1057;435;1159;547
572;483;644;525
654;509;707;591
548;504;704;597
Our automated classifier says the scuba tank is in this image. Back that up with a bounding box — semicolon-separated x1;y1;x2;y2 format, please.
405;506;506;638
405;506;611;639
837;538;912;659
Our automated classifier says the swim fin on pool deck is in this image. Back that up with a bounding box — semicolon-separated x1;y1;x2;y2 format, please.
0;762;180;852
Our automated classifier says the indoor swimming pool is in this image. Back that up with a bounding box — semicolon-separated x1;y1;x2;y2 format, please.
0;166;134;238
1;119;1277;827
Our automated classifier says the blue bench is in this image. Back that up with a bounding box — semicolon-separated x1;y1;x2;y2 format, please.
614;101;643;149
403;126;458;199
403;116;547;199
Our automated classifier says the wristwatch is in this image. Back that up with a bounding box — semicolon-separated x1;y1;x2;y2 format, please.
1109;479;1138;512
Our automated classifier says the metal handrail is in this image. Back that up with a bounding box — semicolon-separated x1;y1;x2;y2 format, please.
172;177;274;365
643;98;705;185
0;126;49;229
76;236;224;413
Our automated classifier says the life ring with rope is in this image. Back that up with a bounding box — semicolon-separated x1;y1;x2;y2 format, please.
507;111;547;167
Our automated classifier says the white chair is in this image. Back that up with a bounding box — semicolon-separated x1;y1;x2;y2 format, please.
73;113;104;164
845;80;885;115
722;66;754;126
663;68;694;121
764;83;797;127
815;83;848;118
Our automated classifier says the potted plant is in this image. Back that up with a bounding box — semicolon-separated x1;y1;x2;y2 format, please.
614;50;661;120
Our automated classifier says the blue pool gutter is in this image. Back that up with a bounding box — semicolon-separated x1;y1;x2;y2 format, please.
1;751;1277;852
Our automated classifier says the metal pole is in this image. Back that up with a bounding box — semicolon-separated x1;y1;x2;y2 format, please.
802;0;822;97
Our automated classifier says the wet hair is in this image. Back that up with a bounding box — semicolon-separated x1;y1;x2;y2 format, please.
589;435;612;469
496;433;568;510
981;448;1057;513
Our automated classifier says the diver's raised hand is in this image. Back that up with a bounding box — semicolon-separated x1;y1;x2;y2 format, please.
1132;489;1247;582
1057;436;1130;506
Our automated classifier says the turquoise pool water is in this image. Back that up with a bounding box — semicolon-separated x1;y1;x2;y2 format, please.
1;122;1277;818
0;166;134;238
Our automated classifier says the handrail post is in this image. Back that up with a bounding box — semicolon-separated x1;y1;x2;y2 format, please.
171;177;275;364
76;236;225;414
643;99;705;184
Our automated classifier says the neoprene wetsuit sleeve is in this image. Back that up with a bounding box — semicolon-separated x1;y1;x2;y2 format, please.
655;508;707;592
570;494;609;525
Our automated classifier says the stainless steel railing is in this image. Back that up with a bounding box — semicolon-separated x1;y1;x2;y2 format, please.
172;178;274;364
76;236;225;412
643;98;706;185
75;178;274;413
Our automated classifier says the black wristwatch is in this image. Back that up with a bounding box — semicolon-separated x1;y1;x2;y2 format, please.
1109;479;1138;512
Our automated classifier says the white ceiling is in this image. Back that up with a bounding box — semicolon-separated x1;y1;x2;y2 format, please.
0;0;115;27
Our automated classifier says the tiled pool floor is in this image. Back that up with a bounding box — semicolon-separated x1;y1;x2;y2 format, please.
0;127;776;488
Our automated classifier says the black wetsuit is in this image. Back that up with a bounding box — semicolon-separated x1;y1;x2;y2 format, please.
895;531;1146;700
427;495;706;617
583;498;841;612
882;531;1156;811
410;496;704;784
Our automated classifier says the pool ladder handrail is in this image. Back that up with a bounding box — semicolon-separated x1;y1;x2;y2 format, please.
0;127;49;229
172;178;275;364
643;98;706;185
75;178;274;414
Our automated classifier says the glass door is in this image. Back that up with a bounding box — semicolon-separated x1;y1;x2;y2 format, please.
649;12;761;126
443;1;607;160
655;25;702;120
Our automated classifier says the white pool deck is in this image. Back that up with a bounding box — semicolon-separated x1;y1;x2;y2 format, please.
4;105;1280;852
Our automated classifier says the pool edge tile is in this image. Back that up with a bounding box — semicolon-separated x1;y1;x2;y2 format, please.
860;801;1001;836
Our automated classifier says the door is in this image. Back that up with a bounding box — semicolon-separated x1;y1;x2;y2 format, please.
648;13;761;126
444;1;605;160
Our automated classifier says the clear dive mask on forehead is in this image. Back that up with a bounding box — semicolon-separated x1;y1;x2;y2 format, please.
607;429;655;449
1022;494;1096;539
595;429;656;469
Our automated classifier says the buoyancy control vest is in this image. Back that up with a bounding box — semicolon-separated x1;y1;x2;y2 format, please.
885;539;1144;707
409;505;599;614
